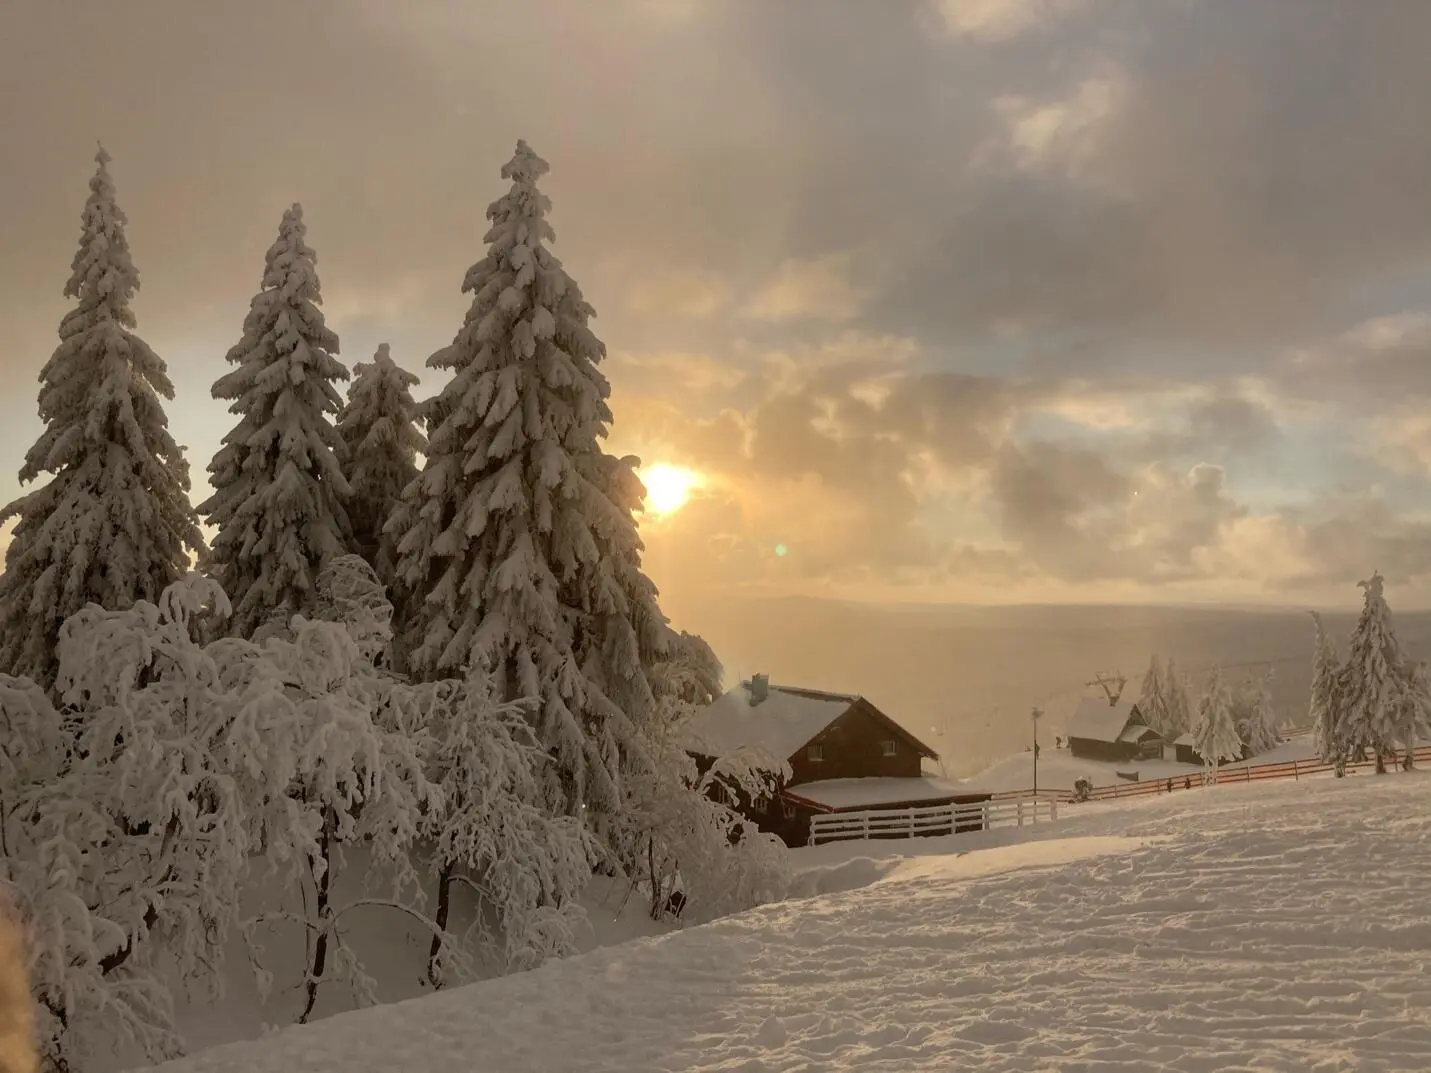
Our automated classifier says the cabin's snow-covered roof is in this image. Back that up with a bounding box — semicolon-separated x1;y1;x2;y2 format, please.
686;681;857;762
1066;697;1141;743
785;775;975;811
1118;723;1160;744
1172;733;1195;747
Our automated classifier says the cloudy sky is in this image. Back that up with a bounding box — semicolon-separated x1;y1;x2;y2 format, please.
5;0;1431;617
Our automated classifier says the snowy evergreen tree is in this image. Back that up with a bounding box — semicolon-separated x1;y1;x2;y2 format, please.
1162;658;1192;738
1236;666;1279;756
200;203;351;638
1338;572;1408;774
1397;660;1431;769
388;141;648;823
0;147;204;688
1137;655;1168;736
335;344;424;588
1190;665;1241;781
656;629;724;708
1308;611;1342;765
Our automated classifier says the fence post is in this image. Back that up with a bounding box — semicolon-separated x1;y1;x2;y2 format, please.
1245;764;1251;783
1017;799;1025;827
1050;798;1058;822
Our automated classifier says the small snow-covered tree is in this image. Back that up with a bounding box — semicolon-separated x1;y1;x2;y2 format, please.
1137;655;1168;736
627;689;790;926
335;344;424;589
2;576;244;1069
1338;572;1408;774
1308;611;1342;765
1190;665;1242;782
1398;660;1431;769
216;599;444;1024
417;678;597;987
0;147;204;688
388;141;640;823
200;204;351;639
1162;658;1192;739
1234;666;1279;756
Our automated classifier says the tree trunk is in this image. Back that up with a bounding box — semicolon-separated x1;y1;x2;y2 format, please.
647;837;662;921
427;859;454;989
1403;749;1415;771
299;812;334;1024
1375;751;1387;775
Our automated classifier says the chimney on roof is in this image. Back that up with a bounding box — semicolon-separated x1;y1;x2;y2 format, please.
749;673;769;706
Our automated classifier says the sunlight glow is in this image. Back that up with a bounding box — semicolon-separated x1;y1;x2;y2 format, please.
641;463;702;515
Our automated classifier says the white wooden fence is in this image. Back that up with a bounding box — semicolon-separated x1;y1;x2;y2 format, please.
807;794;1058;846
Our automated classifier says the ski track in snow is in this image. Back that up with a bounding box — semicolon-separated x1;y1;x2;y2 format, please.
145;776;1431;1072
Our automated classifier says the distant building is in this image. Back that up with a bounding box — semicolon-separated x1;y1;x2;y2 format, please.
1171;732;1249;766
686;674;992;846
1065;696;1163;763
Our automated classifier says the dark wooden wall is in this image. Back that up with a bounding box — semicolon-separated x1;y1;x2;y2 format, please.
787;701;925;785
1067;736;1137;763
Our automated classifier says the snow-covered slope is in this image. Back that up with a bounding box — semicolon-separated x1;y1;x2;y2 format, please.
143;774;1431;1072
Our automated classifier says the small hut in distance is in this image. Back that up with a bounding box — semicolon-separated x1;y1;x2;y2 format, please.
1065;695;1164;763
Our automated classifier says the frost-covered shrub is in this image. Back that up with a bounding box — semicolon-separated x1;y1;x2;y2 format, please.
416;678;597;984
2;575;240;1069
620;696;791;926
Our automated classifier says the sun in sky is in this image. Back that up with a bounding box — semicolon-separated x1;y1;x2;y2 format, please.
640;462;702;516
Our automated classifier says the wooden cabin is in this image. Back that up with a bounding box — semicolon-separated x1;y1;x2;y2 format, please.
1171;732;1249;765
1065;696;1163;763
686;674;992;846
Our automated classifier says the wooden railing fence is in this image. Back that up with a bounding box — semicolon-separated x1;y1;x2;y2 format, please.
808;795;1057;846
989;745;1431;805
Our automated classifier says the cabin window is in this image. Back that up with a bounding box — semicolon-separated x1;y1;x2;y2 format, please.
881;740;898;757
782;800;797;820
710;782;729;805
807;743;824;762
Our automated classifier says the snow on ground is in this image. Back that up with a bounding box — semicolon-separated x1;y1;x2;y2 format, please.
101;869;671;1070
962;733;1319;793
143;774;1431;1072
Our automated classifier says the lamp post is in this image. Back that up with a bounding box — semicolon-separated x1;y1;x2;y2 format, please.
1031;707;1043;796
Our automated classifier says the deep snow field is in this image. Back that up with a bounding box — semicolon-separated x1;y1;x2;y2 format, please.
139;771;1431;1072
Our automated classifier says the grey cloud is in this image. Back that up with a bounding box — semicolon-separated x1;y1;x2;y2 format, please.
1140;391;1284;461
1275;499;1431;591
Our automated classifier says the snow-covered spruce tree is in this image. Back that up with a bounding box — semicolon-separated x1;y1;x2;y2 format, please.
1338;572;1409;774
388;141;643;822
0;147;204;688
1162;658;1192;739
1397;661;1431;770
1137;655;1168;737
1190;665;1241;782
1308;611;1343;767
335;344;424;591
1235;667;1279;756
200;204;351;639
